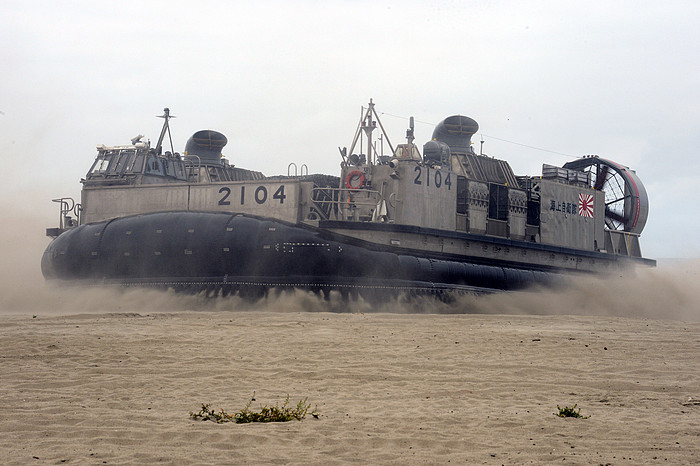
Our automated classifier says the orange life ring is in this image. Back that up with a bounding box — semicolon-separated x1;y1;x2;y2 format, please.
345;170;365;190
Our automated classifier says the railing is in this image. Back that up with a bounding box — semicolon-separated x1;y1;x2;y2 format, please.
52;197;80;228
184;155;202;182
47;197;81;238
287;163;309;177
309;187;381;221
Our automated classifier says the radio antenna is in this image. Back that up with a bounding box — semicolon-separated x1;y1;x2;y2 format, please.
155;108;176;156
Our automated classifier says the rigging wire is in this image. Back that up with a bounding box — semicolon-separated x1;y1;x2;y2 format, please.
379;111;577;160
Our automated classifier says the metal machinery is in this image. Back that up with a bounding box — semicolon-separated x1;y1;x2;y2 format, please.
562;157;648;233
42;102;654;296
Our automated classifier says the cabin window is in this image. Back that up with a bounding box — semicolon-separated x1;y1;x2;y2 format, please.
126;154;145;173
90;157;110;174
111;150;134;174
106;153;123;174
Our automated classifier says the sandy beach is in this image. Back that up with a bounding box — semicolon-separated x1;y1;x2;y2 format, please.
1;291;699;464
1;219;699;464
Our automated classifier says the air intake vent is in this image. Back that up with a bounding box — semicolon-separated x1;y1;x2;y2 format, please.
185;130;228;165
431;115;479;154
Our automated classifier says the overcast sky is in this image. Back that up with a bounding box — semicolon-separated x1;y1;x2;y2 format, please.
1;0;698;259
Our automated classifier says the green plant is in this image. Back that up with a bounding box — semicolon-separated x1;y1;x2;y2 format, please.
555;404;590;419
190;395;318;424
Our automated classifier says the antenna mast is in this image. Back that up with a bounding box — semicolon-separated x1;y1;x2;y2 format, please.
347;99;395;165
155;107;176;156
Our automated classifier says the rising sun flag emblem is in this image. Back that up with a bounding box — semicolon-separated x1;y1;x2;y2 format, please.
578;193;594;217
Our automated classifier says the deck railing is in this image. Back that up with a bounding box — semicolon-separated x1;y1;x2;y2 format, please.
309;187;381;221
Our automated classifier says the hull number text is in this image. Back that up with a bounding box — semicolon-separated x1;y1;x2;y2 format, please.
218;185;287;206
414;166;451;189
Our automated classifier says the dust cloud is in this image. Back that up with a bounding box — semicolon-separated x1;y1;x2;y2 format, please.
447;261;700;321
2;211;698;321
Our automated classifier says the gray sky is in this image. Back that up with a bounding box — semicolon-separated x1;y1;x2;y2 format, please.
1;0;698;259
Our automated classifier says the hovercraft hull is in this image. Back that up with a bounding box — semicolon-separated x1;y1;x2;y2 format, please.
42;211;558;295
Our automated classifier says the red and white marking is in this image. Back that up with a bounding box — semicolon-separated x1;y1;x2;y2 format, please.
578;193;594;217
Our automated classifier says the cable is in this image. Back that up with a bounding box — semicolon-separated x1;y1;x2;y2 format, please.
478;134;576;159
380;111;578;159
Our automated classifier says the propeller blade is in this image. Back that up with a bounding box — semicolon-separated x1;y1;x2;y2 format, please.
605;206;627;225
594;165;609;191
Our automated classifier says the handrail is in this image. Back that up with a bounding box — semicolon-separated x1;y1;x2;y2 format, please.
310;186;382;221
311;187;381;206
184;155;202;182
287;163;309;177
51;197;78;229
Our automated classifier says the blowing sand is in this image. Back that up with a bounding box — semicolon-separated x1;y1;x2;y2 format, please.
1;292;700;464
1;219;700;463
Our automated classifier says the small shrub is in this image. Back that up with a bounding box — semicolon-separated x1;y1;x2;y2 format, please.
555;404;590;419
190;395;318;424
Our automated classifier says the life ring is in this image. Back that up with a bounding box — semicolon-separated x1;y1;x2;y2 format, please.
345;170;365;190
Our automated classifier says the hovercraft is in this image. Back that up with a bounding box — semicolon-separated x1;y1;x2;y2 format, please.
42;103;654;297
